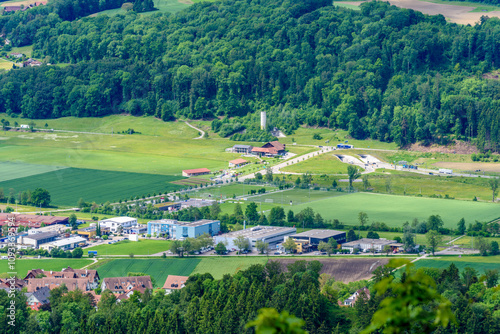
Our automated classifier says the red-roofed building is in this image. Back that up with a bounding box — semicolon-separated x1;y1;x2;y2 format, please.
0;214;69;229
251;141;286;157
182;168;211;177
162;275;189;294
229;158;248;168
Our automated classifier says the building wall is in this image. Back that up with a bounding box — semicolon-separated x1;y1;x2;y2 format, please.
174;221;220;239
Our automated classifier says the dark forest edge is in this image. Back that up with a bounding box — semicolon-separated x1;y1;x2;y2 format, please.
0;1;499;150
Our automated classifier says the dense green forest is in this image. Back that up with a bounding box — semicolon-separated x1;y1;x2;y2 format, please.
1;0;500;150
1;260;499;333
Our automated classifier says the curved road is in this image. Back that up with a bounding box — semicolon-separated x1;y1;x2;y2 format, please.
184;121;205;139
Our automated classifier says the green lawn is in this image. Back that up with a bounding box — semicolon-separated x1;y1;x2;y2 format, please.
281;153;360;174
248;188;346;206
290;193;500;228
413;256;500;273
0;167;182;206
85;240;172;256
189;184;278;199
191;257;269;279
9;45;33;58
0;259;93;278
95;258;200;287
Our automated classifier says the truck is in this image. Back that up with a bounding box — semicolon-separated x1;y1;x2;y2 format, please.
439;169;453;175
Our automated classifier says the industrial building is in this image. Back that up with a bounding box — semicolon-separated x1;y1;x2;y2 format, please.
147;219;220;239
289;230;346;246
19;232;58;248
99;217;137;233
27;224;69;235
214;226;296;250
341;238;403;253
40;236;87;251
154;202;182;211
0;214;69;228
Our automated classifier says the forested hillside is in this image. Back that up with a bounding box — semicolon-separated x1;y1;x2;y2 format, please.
1;0;500;150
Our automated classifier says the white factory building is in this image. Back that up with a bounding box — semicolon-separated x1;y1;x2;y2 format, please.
40;236;87;251
214;226;296;249
99;217;137;233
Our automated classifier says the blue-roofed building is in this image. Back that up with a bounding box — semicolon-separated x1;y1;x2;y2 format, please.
147;219;220;239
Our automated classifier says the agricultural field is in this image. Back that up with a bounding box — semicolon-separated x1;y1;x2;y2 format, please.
191;257;269;279
85;240;172;256
0;259;93;278
0;161;68;182
0;167;183;206
95;258;200;287
289;193;500;228
275;258;390;283
334;0;500;24
412;256;500;273
451;236;500;248
0;59;15;70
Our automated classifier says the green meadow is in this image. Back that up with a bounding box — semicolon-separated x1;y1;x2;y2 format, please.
85;240;172;256
0;259;93;278
0;167;182;206
413;256;500;273
281;153;358;174
289;193;500;228
95;258;200;287
191;257;269;279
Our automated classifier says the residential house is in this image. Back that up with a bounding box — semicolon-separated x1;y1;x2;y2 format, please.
24;267;99;290
101;276;153;294
163;275;189;294
229;158;248;168
25;286;50;310
343;287;370;307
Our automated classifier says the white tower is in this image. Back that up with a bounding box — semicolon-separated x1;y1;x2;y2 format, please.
260;111;267;130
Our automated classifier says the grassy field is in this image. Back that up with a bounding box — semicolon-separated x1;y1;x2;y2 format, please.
9;45;33;57
451;236;500;248
0;161;68;182
248;188;347;206
191;257;269;279
413;256;500;273
0;167;182;206
0;259;93;278
189;184;278;199
85;240;171;256
358;231;454;247
95;258;200;287
281;153;356;174
333;2;361;10
290;193;500;228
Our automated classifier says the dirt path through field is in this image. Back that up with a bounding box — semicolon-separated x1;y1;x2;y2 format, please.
336;0;500;25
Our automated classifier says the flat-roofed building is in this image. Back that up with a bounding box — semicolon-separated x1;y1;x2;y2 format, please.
99;217;137;233
154;202;181;211
147;219;220;239
214;226;296;249
289;230;346;246
232;144;253;154
341;238;403;253
28;224;68;235
0;214;69;228
40;236;87;251
19;232;58;248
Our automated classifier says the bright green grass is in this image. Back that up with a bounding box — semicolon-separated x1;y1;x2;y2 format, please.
451;236;500;248
0;167;182;206
95;258;200;287
85;240;172;256
220;201;275;215
280;127;398;150
191;257;268;279
333;2;361;10
0;59;15;70
0;259;93;278
189;184;278;199
248;188;347;206
0;161;67;182
413;256;500;273
9;45;33;58
290;193;500;228
281;153;359;174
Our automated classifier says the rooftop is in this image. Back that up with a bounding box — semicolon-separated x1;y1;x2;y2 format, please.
162;275;189;290
48;236;87;247
182;168;211;174
229;158;248;164
342;238;396;247
233;144;253;149
218;226;296;240
24;232;59;241
290;230;345;240
99;217;137;224
177;219;219;227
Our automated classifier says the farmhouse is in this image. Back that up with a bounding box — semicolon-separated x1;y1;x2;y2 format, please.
18;232;58;248
99;217;137;233
232;144;253;154
163;275;189;294
182;168;211;177
288;230;346;248
251;141;286;157
341;238;403;253
39;236;87;251
0;214;69;228
101;276;153;294
23;58;42;67
25;286;50;310
214;226;296;250
147;219;220;238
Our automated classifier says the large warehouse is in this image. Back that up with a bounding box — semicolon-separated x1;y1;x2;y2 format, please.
147;219;220;239
289;230;347;245
214;226;296;250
